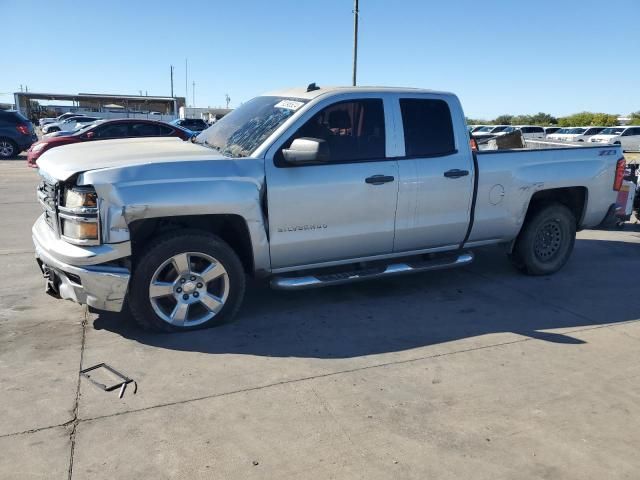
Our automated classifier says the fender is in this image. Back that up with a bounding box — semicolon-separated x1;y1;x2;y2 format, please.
78;158;271;274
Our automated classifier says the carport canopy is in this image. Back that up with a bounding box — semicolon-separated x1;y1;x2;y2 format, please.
14;92;185;117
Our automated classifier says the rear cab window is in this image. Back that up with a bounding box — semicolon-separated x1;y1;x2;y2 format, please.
399;98;455;157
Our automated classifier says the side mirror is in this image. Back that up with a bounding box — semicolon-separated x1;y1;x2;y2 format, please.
282;137;329;165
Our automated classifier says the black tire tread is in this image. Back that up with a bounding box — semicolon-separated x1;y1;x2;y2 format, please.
510;202;576;276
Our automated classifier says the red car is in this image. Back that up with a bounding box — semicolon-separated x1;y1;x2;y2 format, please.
27;118;194;167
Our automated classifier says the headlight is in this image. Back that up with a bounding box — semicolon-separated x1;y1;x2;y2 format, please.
64;188;97;209
60;187;100;244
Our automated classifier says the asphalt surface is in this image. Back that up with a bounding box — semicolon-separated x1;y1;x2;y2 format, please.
1;156;640;479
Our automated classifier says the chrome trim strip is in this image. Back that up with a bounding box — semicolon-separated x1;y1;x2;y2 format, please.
58;212;98;223
58;205;99;215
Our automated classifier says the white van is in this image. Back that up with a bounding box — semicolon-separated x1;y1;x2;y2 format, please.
515;125;545;139
589;126;640;151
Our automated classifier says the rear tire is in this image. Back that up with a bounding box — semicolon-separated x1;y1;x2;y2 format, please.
509;203;576;275
128;230;246;332
0;139;18;159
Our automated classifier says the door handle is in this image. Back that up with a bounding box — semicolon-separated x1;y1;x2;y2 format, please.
365;175;395;185
444;169;469;179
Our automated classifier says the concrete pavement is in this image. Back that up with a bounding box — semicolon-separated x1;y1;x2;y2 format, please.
1;158;639;479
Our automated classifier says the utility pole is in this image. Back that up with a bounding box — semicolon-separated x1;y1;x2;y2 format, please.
170;65;174;97
225;94;230;109
185;58;188;107
352;0;359;86
192;81;195;107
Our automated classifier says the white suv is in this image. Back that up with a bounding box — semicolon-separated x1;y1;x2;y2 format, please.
589;126;640;151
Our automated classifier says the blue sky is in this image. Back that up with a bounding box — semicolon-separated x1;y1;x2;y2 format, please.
2;0;638;118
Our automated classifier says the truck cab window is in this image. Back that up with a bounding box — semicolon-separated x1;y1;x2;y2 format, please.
279;99;386;165
400;99;455;157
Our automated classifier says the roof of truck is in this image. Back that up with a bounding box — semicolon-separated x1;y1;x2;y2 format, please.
264;85;455;100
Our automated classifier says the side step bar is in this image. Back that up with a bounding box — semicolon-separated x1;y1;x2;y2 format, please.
271;251;474;290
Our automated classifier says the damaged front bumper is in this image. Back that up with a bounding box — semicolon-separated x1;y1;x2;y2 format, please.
32;214;131;312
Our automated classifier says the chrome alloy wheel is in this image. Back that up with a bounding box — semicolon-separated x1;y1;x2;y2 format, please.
149;252;229;327
0;141;15;158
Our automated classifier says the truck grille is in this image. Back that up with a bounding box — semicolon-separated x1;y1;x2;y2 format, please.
37;176;60;235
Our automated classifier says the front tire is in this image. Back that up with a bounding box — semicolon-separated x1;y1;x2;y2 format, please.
509;203;576;275
128;230;246;332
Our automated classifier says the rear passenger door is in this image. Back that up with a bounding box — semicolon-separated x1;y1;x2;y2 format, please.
130;122;164;137
392;96;475;252
93;123;130;139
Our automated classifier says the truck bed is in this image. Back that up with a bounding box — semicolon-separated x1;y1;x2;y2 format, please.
467;142;622;247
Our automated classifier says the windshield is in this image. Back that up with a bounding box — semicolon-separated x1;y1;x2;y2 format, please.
568;128;586;134
492;126;510;133
195;96;308;157
475;126;494;133
600;127;624;135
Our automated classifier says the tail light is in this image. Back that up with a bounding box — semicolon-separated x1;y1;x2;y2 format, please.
469;136;478;152
16;124;30;135
613;157;626;191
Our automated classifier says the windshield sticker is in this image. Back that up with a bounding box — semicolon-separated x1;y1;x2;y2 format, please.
274;100;304;111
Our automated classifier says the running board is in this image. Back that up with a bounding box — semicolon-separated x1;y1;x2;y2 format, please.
271;251;474;290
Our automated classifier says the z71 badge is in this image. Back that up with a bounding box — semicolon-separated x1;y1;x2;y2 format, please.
277;224;328;233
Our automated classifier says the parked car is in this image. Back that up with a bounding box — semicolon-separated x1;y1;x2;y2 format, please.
39;112;84;128
0;110;37;159
27;119;193;167
170;118;209;132
515;125;545;139
543;127;561;136
472;125;514;136
45;116;102;135
468;125;487;133
561;127;606;142
41;115;88;134
546;128;574;141
589;126;640;151
33;85;623;332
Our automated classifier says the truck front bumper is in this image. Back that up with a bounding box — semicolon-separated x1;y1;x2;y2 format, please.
32;214;131;312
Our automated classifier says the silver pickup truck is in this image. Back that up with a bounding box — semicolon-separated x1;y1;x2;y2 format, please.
33;86;625;332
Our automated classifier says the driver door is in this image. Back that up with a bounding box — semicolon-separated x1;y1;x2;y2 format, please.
265;97;399;270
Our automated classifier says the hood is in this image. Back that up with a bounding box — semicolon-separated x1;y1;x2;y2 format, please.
37;137;222;181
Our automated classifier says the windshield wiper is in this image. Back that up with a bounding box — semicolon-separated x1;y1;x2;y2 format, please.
203;140;223;153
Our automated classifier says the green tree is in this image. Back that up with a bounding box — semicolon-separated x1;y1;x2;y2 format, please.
630;111;640;124
494;114;514;125
558;112;619;127
465;117;490;125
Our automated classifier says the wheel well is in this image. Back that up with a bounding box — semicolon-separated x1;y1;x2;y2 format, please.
526;187;587;226
129;215;255;274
